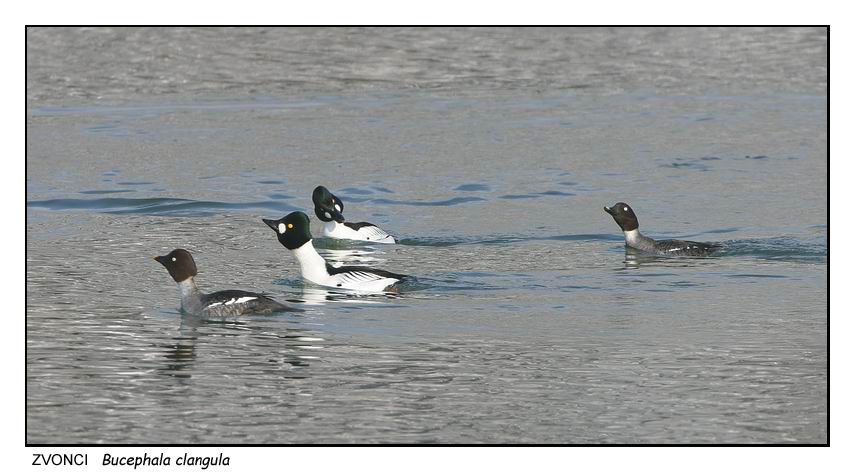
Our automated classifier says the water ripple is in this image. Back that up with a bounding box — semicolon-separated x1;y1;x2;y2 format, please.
27;197;299;216
372;197;485;206
717;237;827;262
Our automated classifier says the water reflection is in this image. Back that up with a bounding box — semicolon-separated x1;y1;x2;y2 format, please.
316;245;387;266
160;334;197;379
621;248;656;269
298;286;395;306
158;314;325;380
274;276;407;302
620;249;719;270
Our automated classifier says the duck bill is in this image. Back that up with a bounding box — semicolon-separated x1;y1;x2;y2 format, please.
604;206;615;215
262;218;279;231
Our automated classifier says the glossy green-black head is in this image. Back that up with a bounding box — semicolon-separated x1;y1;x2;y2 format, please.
312;185;345;223
263;211;313;250
154;248;198;283
604;202;639;231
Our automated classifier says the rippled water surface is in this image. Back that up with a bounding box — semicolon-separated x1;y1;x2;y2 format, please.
26;27;827;444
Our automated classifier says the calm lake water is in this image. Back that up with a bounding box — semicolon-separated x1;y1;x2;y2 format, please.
26;27;827;444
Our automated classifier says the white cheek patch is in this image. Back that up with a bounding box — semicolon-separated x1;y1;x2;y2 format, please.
324;212;331;219
172;257;177;262
623;207;628;211
334;205;341;212
278;223;287;234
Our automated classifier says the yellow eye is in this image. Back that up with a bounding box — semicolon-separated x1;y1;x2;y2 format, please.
287;223;293;229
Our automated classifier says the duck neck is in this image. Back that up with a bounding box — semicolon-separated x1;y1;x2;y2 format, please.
177;277;203;312
624;229;655;251
323;220;340;235
291;240;329;283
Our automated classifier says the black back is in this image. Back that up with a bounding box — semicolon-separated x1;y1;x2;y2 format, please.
343;221;377;231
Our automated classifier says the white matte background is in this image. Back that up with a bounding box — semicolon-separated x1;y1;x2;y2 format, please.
9;3;841;470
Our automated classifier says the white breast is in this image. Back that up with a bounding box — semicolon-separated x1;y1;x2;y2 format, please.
292;240;400;292
623;229;642;245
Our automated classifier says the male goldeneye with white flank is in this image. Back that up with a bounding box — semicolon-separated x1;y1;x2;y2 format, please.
154;249;300;316
604;202;721;256
263;211;407;292
312;185;396;244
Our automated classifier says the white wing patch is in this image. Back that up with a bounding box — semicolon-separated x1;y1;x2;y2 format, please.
226;296;256;305
336;271;383;282
330;271;398;291
666;245;700;253
206;296;256;309
326;221;395;243
357;225;392;241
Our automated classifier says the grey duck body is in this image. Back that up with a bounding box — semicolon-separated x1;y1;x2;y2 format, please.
606;203;720;257
157;249;300;317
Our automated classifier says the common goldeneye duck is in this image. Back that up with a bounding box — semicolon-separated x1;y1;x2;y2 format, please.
154;249;300;316
262;211;407;292
312;185;396;244
604;202;721;256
